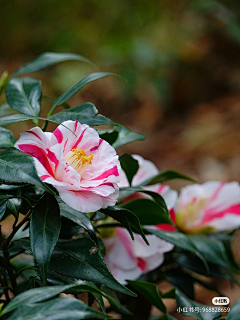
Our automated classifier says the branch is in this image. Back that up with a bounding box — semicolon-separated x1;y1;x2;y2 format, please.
5;209;32;246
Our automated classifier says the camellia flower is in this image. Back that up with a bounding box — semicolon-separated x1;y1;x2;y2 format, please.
103;155;176;284
176;181;240;233
104;228;173;284
15;120;121;213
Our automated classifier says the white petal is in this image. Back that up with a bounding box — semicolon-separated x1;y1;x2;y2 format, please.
58;188;104;213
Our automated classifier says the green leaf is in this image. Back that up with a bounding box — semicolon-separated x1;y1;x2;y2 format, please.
121;198;171;225
58;199;97;244
49;238;136;297
175;288;221;320
119;187;169;212
6;197;22;219
0;148;55;194
175;252;234;280
30;194;61;285
48;102;117;126
47;273;119;308
112;126;145;148
101;206;149;244
6;78;42;118
6;297;109;320
166;270;194;299
189;234;238;273
0;114;39;126
161;288;176;299
0;127;15;148
98;129;118;146
0;114;76;131
119;154;139;186
49;72;121;115
144;228;208;270
226;297;240;319
12;52;94;76
141;170;195;186
127;280;166;313
100;286;133;316
1;284;111;316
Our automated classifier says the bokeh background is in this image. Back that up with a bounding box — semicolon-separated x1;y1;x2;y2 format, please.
1;0;240;318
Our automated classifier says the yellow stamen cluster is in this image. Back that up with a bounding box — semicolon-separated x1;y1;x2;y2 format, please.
64;148;93;175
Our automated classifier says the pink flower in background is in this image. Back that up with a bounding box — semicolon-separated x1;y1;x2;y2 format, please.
119;154;178;231
103;155;176;284
104;227;173;284
176;181;240;233
15;120;120;213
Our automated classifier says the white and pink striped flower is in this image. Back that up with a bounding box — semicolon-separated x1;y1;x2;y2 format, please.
15;120;121;213
176;181;240;233
104;227;173;284
103;155;176;284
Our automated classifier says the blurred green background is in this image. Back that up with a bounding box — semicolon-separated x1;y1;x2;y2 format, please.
1;0;240;183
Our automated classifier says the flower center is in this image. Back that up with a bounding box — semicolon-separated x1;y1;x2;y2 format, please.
64;148;93;175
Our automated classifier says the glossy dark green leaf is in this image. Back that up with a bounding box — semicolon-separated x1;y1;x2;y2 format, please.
46;272;118;308
30;193;61;285
0;148;54;194
12;52;94;76
0;115;76;132
141;170;195;186
119;187;169;212
48;102;117;126
49;238;136;297
101;286;133;316
144;228;208;270
1;284;112;316
189;234;238;273
166;270;194;299
99;129;118;146
0;114;40;126
6;197;22;219
0;127;15;148
101;206;149;244
58;199;97;244
50;72;120;112
226;297;240;319
6;297;109;320
161;288;176;299
121;198;171;225
119;154;139;186
1;285;69;315
213;232;240;272
127;280;166;313
175;252;234;280
112;126;145;148
6;77;41;117
175;288;221;320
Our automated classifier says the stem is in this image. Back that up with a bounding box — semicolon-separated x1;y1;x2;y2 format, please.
5;209;32;246
0;226;17;296
41;120;48;132
0;209;32;297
